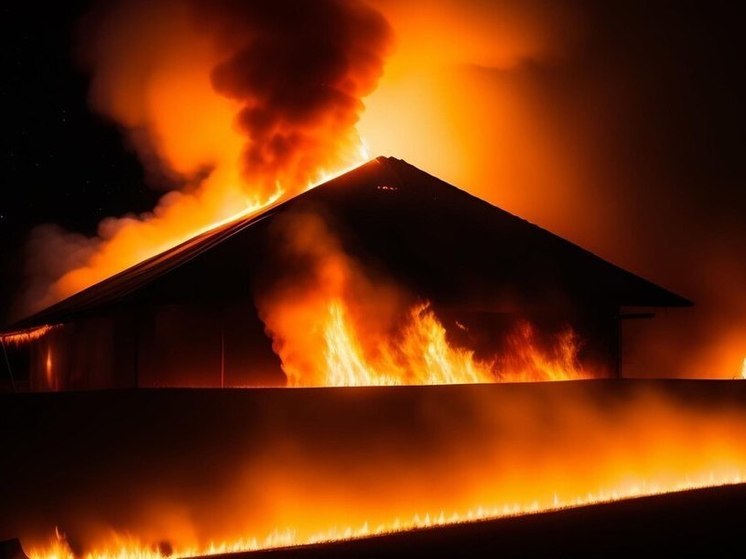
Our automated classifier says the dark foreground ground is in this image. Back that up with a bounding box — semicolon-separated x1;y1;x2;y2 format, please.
200;483;746;559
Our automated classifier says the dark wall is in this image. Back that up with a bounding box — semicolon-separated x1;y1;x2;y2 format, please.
13;302;283;391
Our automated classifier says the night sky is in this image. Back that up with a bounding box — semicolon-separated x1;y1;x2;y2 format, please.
0;2;161;319
1;1;745;375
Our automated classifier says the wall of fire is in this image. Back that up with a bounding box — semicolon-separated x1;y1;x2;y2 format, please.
4;298;619;391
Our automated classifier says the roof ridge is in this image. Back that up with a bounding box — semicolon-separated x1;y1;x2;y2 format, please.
2;157;691;334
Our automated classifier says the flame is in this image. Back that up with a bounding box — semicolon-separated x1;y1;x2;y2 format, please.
323;301;491;386
22;384;746;559
0;324;58;346
741;358;746;379
317;300;589;387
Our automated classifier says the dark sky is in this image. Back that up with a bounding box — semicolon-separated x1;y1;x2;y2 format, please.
0;2;160;319
1;1;745;376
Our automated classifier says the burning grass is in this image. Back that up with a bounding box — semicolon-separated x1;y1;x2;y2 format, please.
2;382;745;559
27;474;746;559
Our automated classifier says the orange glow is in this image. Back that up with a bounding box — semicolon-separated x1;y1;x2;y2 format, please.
25;0;387;313
10;3;745;556
23;385;746;559
0;324;57;346
359;1;589;235
44;346;55;390
741;358;746;379
355;2;746;380
256;210;595;387
16;0;742;383
309;300;590;386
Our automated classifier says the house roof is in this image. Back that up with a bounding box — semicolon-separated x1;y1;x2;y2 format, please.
1;156;691;335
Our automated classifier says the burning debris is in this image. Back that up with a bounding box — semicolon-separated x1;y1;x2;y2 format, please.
0;325;58;347
2;2;744;558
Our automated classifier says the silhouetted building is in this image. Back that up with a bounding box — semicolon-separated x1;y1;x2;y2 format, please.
0;157;689;390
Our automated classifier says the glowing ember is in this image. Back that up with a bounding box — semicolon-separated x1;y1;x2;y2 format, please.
257;210;596;387
0;325;58;346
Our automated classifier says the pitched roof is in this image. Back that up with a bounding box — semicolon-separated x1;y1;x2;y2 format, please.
1;156;690;334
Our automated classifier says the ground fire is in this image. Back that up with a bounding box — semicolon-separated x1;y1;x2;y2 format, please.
1;383;745;559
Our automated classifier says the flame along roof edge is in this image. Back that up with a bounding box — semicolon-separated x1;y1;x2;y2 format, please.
1;156;691;336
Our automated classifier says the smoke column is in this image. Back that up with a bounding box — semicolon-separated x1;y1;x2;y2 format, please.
22;0;391;314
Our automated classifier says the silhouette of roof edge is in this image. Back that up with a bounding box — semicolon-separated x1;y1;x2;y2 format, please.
380;156;692;308
1;156;691;335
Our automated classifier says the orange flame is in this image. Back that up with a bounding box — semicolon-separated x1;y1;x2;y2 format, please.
316;300;589;387
25;0;389;313
22;385;746;559
0;325;58;346
257;210;594;387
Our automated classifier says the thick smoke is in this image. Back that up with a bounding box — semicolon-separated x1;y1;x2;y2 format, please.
200;0;391;198
21;0;391;314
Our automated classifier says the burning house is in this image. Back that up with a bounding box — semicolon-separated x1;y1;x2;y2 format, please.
0;157;689;391
7;1;746;557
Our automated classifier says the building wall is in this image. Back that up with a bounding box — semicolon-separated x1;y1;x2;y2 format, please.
20;301;283;391
26;316;137;391
15;299;619;391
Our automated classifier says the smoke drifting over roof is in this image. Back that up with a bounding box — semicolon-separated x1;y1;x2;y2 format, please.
20;0;391;313
202;0;391;198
